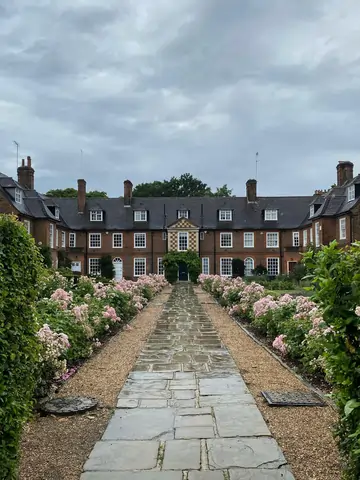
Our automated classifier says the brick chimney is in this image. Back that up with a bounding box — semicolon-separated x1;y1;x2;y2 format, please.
17;156;35;189
124;180;133;206
77;179;86;213
337;161;354;186
246;179;257;202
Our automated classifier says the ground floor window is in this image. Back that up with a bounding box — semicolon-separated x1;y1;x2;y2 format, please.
267;257;279;276
244;257;254;276
134;258;146;277
202;257;210;275
158;257;164;275
89;258;100;276
220;257;232;277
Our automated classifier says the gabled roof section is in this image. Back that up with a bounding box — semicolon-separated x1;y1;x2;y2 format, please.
167;217;199;229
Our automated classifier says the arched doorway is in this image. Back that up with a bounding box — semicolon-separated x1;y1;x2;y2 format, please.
113;257;123;281
244;257;254;276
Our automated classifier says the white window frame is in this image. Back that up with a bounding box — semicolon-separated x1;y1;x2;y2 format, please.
56;229;59;247
244;257;254;276
61;231;66;248
49;224;54;248
89;258;101;276
310;227;313;244
134;232;146;248
292;231;300;247
89;233;101;248
134;258;146;277
309;205;315;218
347;185;355;202
220;232;233;248
178;232;188;251
267;257;280;276
219;210;232;221
303;230;308;247
23;219;31;234
69;232;76;248
15;188;22;204
112;233;123;248
158;257;164;275
315;222;320;247
266;232;279;248
202;257;210;275
243;232;254;248
200;232;205;241
339;217;346;240
162;231;167;240
55;208;60;219
264;209;278;221
134;210;147;222
220;257;233;277
178;210;189;219
90;210;103;222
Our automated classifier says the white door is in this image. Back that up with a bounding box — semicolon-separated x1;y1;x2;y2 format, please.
113;258;123;281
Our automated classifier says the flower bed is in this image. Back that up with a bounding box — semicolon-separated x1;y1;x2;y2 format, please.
35;272;168;397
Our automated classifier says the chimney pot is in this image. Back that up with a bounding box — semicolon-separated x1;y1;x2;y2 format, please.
21;158;25;167
124;179;133;206
337;161;354;186
77;179;86;213
246;179;257;202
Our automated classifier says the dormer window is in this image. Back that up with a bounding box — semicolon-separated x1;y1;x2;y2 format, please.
219;209;232;221
178;210;189;219
347;184;355;202
90;210;103;221
309;205;315;218
55;207;60;219
15;188;22;204
134;210;147;222
264;209;278;221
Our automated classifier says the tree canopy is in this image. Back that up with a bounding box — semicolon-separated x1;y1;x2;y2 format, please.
133;173;234;197
46;188;108;198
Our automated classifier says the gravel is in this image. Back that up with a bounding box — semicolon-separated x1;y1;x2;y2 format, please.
19;287;172;480
195;287;342;480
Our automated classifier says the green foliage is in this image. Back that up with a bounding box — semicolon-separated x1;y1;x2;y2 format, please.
246;275;295;291
252;264;267;276
0;215;43;479
232;258;245;278
46;188;108;198
132;173;234;197
58;250;71;269
99;255;115;280
39;244;52;268
289;262;307;283
303;241;360;479
162;251;201;283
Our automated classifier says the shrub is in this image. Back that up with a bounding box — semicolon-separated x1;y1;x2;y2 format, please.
163;251;201;283
253;264;267;276
39;244;52;268
99;255;115;280
0;215;43;478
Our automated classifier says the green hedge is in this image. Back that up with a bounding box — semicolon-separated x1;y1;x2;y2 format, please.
0;215;43;479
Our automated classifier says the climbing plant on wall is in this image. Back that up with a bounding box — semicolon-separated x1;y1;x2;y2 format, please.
162;250;201;284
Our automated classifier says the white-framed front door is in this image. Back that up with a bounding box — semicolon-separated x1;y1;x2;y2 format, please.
113;257;123;281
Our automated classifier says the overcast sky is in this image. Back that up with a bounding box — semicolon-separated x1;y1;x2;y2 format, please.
1;0;360;197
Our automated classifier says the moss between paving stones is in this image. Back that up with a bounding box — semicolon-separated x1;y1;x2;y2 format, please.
195;287;342;480
19;287;172;480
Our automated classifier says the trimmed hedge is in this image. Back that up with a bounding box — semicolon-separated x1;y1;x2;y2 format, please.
0;215;43;479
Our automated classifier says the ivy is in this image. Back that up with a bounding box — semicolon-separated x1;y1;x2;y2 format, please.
162;250;201;283
0;214;44;479
303;241;360;479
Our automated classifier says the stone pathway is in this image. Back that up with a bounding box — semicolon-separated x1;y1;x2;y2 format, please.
81;284;295;480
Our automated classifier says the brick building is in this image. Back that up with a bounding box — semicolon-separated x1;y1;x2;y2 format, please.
1;158;359;280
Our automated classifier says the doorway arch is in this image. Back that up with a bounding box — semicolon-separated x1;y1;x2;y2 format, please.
113;257;123;281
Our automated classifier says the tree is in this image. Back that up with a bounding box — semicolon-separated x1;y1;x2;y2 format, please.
46;189;108;198
133;173;233;197
99;255;115;280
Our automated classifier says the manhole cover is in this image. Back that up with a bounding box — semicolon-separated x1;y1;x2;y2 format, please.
41;396;98;415
261;390;325;407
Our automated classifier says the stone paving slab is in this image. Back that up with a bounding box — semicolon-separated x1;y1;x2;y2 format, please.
82;284;294;478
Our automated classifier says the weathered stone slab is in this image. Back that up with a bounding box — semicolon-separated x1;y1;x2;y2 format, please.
175;426;215;439
81;473;182;480
83;441;159;471
152;364;182;372
162;440;201;470
116;399;138;409
188;472;224;480
229;468;295;479
176;407;212;416
102;408;175;440
123;380;168;390
118;390;172;400
169;399;196;408
175;414;213;428
129;372;174;380
41;396;98;415
175;372;195;380
214;405;270;437
139;399;168;408
199;395;255;407
207;438;287;469
173;390;196;400
199;377;249;396
169;380;197;390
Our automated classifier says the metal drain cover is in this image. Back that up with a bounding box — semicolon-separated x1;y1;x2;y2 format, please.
261;390;326;407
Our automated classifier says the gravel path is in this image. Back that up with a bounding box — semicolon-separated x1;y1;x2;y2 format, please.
195;287;341;480
19;287;172;480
